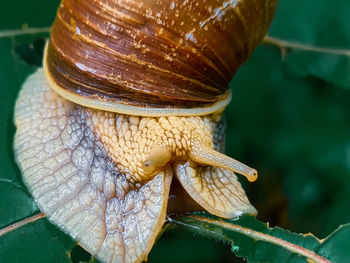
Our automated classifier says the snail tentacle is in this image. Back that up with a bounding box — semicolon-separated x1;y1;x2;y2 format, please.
189;144;258;182
141;145;172;176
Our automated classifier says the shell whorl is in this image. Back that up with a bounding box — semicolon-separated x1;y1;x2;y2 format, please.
45;0;276;115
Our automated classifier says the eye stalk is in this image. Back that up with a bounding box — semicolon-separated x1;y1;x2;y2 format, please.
141;145;172;176
189;143;258;182
246;169;258;182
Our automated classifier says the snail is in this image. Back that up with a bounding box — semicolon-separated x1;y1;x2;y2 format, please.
13;0;276;262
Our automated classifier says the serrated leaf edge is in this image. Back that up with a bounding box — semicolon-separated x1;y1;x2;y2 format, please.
171;215;332;263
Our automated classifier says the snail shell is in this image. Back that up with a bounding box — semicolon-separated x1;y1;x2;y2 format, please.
45;0;275;116
14;0;276;263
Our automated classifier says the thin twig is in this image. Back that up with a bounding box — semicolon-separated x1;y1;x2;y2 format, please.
172;215;331;263
0;27;51;39
263;35;350;56
0;213;46;238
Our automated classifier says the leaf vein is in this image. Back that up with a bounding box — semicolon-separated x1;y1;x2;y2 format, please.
0;212;45;238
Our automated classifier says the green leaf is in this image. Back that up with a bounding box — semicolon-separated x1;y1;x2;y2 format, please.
0;214;75;263
0;0;58;30
263;36;350;89
269;0;350;48
266;0;350;88
316;224;350;263
170;213;350;263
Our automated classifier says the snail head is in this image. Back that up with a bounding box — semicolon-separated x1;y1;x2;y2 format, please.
92;112;257;184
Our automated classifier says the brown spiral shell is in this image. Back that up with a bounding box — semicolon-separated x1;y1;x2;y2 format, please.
44;0;277;112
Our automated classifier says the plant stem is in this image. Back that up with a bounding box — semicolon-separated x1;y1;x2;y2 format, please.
263;35;350;56
0;27;50;38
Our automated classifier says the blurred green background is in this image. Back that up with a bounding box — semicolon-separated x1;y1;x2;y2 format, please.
1;0;350;262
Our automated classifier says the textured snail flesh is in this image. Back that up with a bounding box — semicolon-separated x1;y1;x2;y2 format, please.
14;69;256;263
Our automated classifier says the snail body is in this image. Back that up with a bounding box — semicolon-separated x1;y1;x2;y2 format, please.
14;0;276;262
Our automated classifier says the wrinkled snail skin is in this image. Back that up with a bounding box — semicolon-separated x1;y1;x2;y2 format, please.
13;0;277;262
15;71;172;263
